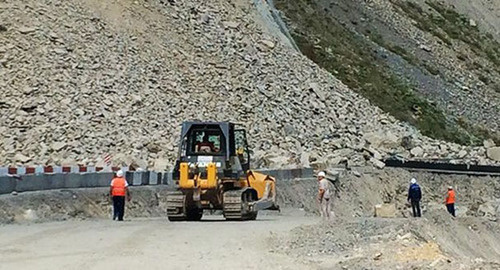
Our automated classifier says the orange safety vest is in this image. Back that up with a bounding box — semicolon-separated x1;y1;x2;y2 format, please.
111;177;127;196
446;189;455;204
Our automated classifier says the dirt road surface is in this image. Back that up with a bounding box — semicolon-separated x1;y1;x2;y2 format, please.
0;210;317;270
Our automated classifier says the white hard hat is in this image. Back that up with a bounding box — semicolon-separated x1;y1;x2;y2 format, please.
410;178;417;184
318;171;326;177
448;186;453;190
116;170;124;177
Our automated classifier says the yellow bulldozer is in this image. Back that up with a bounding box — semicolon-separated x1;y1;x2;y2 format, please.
167;121;279;221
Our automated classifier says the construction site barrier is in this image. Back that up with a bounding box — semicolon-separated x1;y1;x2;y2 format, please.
0;168;314;195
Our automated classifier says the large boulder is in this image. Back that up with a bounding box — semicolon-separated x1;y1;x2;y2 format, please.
363;131;400;150
374;203;396;218
487;147;500;161
410;146;424;157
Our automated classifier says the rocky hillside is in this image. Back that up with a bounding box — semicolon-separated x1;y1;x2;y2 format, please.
275;0;500;145
0;0;499;169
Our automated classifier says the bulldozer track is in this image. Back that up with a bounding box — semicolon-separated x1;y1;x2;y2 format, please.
166;191;186;221
223;190;256;221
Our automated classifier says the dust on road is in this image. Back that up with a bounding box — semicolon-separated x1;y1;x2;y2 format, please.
0;210;317;270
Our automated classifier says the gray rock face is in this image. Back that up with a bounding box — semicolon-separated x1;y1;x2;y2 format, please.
0;0;497;168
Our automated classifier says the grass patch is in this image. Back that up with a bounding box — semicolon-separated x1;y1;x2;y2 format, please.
274;0;488;145
368;31;419;65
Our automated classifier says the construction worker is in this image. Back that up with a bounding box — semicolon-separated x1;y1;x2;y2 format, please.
445;186;456;217
110;170;130;221
407;178;422;217
317;171;332;220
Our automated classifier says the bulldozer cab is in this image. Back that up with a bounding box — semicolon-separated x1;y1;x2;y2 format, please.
176;122;250;174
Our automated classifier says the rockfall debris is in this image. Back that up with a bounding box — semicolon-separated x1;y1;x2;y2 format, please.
0;0;498;169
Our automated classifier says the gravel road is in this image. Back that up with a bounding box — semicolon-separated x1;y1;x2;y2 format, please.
0;210;317;270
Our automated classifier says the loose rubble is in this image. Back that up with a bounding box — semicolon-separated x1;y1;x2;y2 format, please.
271;167;500;269
0;0;498;169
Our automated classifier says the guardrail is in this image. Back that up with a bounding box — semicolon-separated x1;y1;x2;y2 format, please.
385;159;500;176
0;168;314;195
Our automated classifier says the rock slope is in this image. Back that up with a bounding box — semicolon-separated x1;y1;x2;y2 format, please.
0;0;498;169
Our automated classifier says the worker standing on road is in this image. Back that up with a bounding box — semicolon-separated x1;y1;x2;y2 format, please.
110;170;131;221
317;171;332;220
407;178;422;217
445;186;456;217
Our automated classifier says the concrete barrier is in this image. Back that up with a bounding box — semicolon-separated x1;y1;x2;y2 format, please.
0;168;314;195
0;176;16;194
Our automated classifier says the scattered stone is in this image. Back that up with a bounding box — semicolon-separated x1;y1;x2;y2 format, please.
201;14;210;24
53;48;67;55
352;171;362;177
374;203;396;217
484;139;496;148
19;27;36;34
458;150;467;158
410;146;424;157
51;142;67;151
419;44;432;52
223;21;239;29
259;39;275;49
153;158;170;172
0;0;497;168
370;158;386;169
49;32;59;40
309;82;326;101
469;19;477;27
373;252;383;260
14;153;31;163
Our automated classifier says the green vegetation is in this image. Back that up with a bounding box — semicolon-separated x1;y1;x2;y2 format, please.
274;0;499;145
368;31;419;66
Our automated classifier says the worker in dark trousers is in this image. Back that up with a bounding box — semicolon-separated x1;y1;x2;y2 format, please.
445;186;456;217
407;178;422;217
110;170;131;221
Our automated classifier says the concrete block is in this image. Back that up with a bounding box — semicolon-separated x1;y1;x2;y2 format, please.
70;166;79;173
0;167;7;176
125;172;134;186
132;172;142;186
64;174;83;189
374;204;397;218
47;174;66;190
82;173;98;188
131;172;149;186
87;166;96;173
0;176;16;194
35;166;44;174
54;166;63;174
17;167;26;175
162;171;173;185
97;173;113;187
149;172;158;185
16;175;51;192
